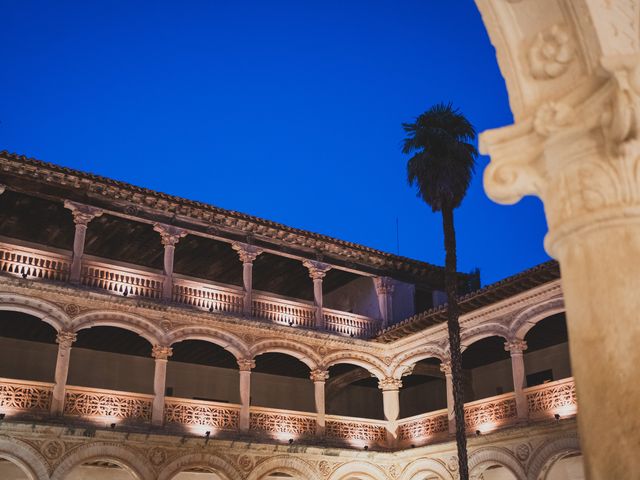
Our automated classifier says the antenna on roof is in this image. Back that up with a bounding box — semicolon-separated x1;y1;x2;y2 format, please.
395;217;400;255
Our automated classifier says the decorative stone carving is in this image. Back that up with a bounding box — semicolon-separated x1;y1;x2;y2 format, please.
151;345;173;360
153;224;187;246
41;440;65;460
237;454;253;473
55;331;77;349
504;339;527;354
64;303;80;316
302;260;332;279
318;460;333;477
528;24;574;79
237;359;255;371
439;361;452;375
147;447;167;466
515;443;531;461
310;369;329;382
0;184;5;195
232;242;263;264
533;102;576;136
64;200;103;226
373;276;395;295
378;377;402;391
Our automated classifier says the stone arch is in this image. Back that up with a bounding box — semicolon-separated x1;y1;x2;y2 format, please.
528;435;581;480
399;457;454;480
246;456;321;480
509;297;565;341
469;447;526;480
157;452;243;480
166;326;249;360
461;323;509;350
249;339;321;370
328;462;389;480
323;351;387;379
51;442;155;480
390;346;446;380
70;310;163;345
0;435;49;480
0;291;70;332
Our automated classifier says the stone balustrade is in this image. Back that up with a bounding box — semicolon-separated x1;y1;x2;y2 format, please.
63;385;154;422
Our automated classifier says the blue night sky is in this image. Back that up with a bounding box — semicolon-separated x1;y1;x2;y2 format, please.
2;1;549;285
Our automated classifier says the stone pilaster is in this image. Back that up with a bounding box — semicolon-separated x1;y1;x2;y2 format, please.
440;361;455;435
310;369;329;435
302;260;331;330
505;340;528;422
64;201;103;283
378;377;402;446
151;345;172;426
51;330;76;415
232;242;263;316
237;358;255;432
153;224;187;300
373;276;395;329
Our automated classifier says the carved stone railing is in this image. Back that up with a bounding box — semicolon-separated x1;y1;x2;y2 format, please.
64;385;153;422
164;397;240;431
397;408;448;444
464;391;518;432
324;308;380;338
252;293;315;328
172;276;244;315
249;406;317;438
81;258;164;299
0;241;69;282
525;377;577;419
0;377;53;414
325;415;388;445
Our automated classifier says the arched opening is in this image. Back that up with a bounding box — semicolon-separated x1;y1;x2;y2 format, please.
398;357;446;419
471;463;518;480
0;457;30;480
166;340;240;404
66;460;137;480
172;467;226;479
326;363;383;420
251;353;313;411
263;473;296;479
545;452;585;480
523;313;572;386
0;311;57;383
462;335;511;402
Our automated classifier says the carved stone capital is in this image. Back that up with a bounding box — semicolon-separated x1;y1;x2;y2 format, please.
439;361;452;376
373;276;395;295
302;260;332;280
232;242;263;264
310;369;329;383
64;200;103;226
152;345;173;360
56;331;77;349
237;359;255;372
378;377;402;391
153;223;187;247
505;340;528;355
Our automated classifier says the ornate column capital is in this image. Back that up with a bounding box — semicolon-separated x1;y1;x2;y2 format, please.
303;260;332;280
505;340;528;355
232;242;263;264
153;223;187;246
56;331;77;349
64;200;103;226
378;377;402;391
237;358;255;372
152;345;173;360
310;369;329;383
439;361;452;375
373;276;395;295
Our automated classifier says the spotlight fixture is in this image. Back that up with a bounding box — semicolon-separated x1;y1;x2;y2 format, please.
288;438;293;445
209;306;214;313
110;423;116;430
349;333;355;338
204;430;211;444
123;290;128;297
554;413;561;421
410;444;415;448
288;320;294;326
21;272;27;279
364;445;369;451
475;430;481;436
180;435;187;444
0;413;5;420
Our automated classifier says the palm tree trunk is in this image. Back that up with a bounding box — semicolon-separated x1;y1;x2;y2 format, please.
442;205;468;479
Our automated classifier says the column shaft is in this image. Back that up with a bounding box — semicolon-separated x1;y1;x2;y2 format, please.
238;359;255;432
232;243;263;317
51;331;76;416
310;370;329;435
154;224;187;301
441;362;455;434
379;378;402;446
151;346;172;426
64;201;103;283
506;341;528;422
303;260;331;330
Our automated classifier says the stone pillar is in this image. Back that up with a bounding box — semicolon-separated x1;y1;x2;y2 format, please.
232;242;263;316
153;224;187;300
51;331;76;416
151;345;172;426
440;361;455;435
237;358;255;432
379;377;402;446
64;201;103;283
302;260;331;329
373;276;395;329
505;340;528;422
310;369;329;435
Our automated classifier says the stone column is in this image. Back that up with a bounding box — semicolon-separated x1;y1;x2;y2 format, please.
379;377;402;446
51;331;76;416
373;276;395;329
302;260;331;329
310;369;329;435
440;361;455;435
505;340;528;422
151;345;172;426
64;201;103;283
232;242;263;316
153;224;187;300
237;358;255;432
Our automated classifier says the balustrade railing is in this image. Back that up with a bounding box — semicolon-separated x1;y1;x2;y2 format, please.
64;385;153;422
324;308;380;337
81;258;163;299
0;377;53;414
249;406;317;438
463;391;518;432
164;397;240;430
397;408;448;443
325;414;387;445
525;377;577;419
172;277;244;315
252;293;315;328
0;242;69;281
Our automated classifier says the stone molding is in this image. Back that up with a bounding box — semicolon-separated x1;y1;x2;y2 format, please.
55;331;76;349
237;359;256;372
504;340;527;354
310;369;329;383
151;345;173;360
378;377;402;391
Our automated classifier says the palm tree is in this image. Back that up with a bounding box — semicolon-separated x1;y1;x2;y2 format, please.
402;103;477;479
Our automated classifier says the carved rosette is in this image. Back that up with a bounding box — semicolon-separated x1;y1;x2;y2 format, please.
528;23;574;80
237;359;255;372
64;200;103;226
152;345;173;360
505;340;528;355
56;331;77;349
378;377;402;391
153;223;187;247
310;369;329;383
302;260;332;280
232;242;263;264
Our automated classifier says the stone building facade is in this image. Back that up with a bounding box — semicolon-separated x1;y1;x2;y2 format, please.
0;154;581;479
